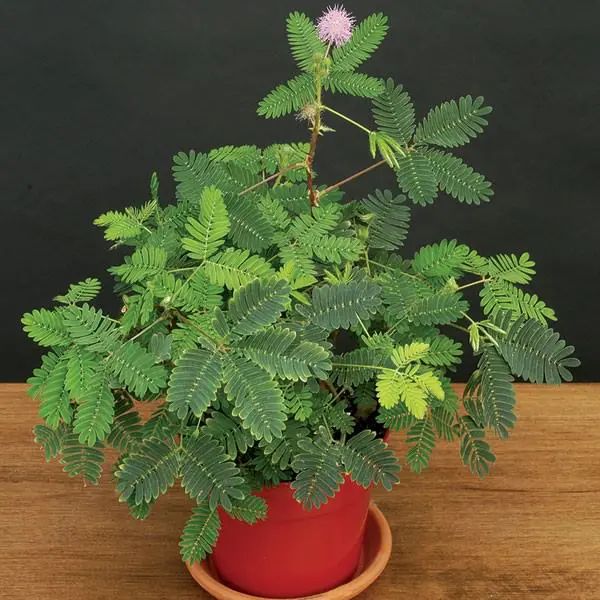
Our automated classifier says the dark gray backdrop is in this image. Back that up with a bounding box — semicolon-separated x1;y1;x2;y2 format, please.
1;0;598;381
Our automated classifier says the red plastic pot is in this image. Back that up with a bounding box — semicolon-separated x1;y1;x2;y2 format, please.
211;476;371;598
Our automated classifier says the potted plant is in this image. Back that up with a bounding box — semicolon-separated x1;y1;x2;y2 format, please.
22;6;579;599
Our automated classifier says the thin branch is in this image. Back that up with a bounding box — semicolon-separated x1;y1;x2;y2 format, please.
238;162;304;196
320;160;387;198
321;105;372;134
456;278;490;291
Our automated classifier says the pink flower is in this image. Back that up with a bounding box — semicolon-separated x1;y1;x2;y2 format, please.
317;5;356;47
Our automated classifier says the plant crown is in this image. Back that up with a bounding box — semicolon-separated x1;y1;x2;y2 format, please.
22;9;579;564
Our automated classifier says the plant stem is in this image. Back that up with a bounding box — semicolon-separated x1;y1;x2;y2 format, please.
128;315;167;343
306;86;323;207
320;160;387;198
238;162;304;196
321;105;372;134
447;323;470;334
456;278;490;291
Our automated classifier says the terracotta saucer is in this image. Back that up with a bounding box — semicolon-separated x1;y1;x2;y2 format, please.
186;502;392;600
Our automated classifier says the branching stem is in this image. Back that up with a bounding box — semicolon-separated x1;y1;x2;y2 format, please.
321;105;372;134
320;159;387;198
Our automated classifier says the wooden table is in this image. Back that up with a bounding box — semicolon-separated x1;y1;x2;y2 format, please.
1;383;598;599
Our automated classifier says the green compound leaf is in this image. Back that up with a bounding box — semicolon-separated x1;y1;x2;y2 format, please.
33;423;67;461
22;308;70;347
296;280;382;330
225;495;268;524
227;277;291;337
287;12;325;71
331;13;389;72
395;150;438;206
239;327;331;381
61;433;104;485
111;246;168;284
415;95;492;148
73;378;114;446
478;346;516;439
291;435;344;509
115;437;179;504
426;149;493;205
341;429;400;490
371;78;415;145
324;72;385;98
223;355;286;443
204;249;275;290
180;433;246;511
459;415;496;477
109;341;168;398
167;348;223;419
182;186;230;261
406;418;436;473
54;278;102;305
258;73;316;119
180;504;221;565
361;189;411;251
496;313;580;384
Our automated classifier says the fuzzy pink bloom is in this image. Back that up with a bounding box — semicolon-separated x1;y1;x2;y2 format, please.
317;5;356;47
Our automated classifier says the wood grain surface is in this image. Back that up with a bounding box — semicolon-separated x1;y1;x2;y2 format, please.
1;383;598;599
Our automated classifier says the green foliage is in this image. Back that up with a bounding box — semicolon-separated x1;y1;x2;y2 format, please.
34;424;66;461
341;430;400;489
73;379;114;446
331;13;388;72
180;434;246;511
22;309;70;347
63;304;121;353
413;239;471;278
480;280;557;325
297;280;382;330
459;416;496;477
395;151;438;206
116;438;179;504
476;346;516;439
426;150;493;205
421;336;463;369
228;277;291;337
203;410;254;459
371;78;415;145
409;292;469;326
111;246;168;284
110;341;168;397
167;349;222;419
54;278;102;305
226;495;268;524
224;356;286;443
182;187;230;261
361;189;411;250
287;12;325;72
324;72;384;98
239;327;331;381
406;418;436;473
487;252;536;284
180;504;221;564
38;358;72;428
291;434;344;509
258;74;315;119
22;8;577;565
204;249;274;289
61;433;104;484
415;95;492;148
496;314;579;384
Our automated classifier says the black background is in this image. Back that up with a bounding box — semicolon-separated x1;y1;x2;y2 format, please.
2;1;598;381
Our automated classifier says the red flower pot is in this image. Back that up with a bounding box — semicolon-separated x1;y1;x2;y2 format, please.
211;476;371;598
